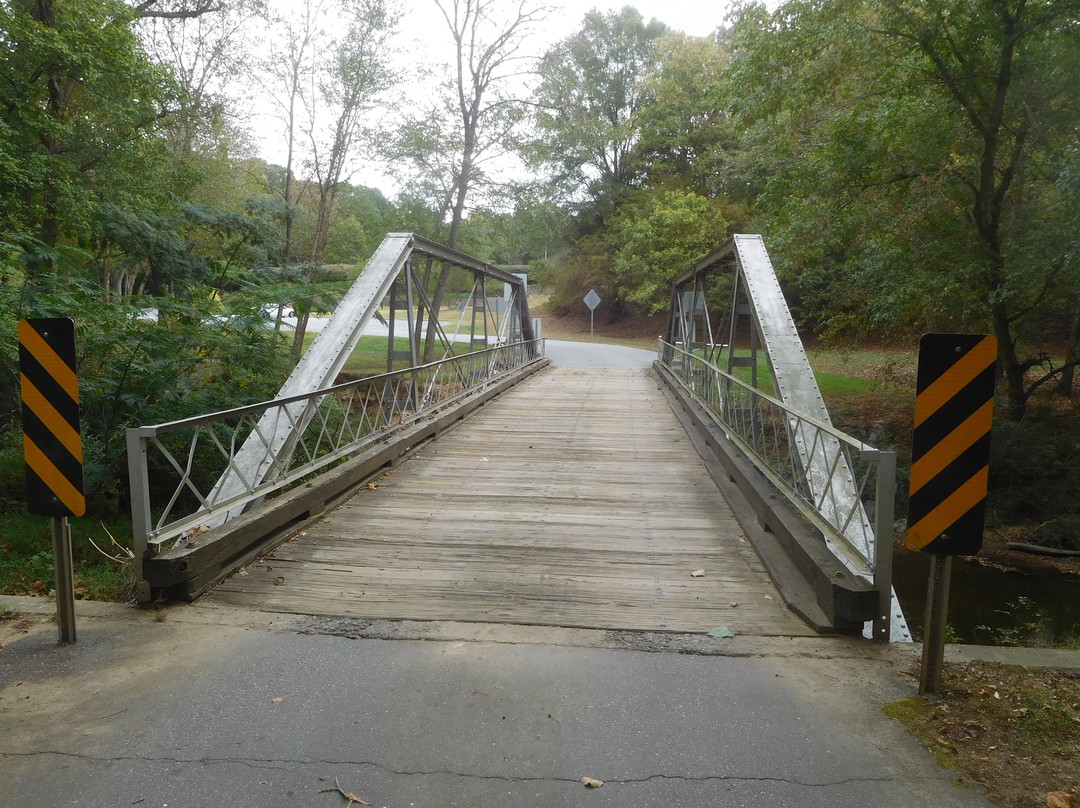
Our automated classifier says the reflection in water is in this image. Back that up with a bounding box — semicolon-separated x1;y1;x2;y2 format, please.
892;546;1080;646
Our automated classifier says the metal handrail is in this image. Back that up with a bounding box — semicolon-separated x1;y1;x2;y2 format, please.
658;339;896;638
127;339;546;560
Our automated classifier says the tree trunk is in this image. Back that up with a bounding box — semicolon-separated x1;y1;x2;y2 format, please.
1058;315;1080;397
992;300;1027;422
422;142;474;362
292;312;308;358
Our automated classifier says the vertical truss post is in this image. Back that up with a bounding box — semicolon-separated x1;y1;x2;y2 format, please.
386;272;416;373
727;274;759;388
471;273;489;349
873;450;897;642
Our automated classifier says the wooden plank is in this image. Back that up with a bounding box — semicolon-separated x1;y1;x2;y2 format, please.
207;367;814;636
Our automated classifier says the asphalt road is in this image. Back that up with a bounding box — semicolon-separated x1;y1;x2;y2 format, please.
543;339;656;368
0;601;996;808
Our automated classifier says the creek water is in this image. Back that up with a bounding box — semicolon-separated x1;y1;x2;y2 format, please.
892;546;1080;645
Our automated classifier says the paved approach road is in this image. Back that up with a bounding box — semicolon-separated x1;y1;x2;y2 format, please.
0;602;993;808
543;338;656;368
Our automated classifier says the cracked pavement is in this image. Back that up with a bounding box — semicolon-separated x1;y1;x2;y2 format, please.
0;599;995;808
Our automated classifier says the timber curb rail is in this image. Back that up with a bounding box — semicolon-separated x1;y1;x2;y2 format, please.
653;360;876;634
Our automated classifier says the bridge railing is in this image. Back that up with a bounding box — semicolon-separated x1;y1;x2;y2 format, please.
127;339;545;557
658;339;895;603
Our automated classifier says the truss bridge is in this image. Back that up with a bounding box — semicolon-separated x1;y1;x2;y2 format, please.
127;234;910;642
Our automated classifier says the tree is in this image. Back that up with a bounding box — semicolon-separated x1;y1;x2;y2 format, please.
289;0;396;354
136;0;266;160
532;7;667;214
635;31;737;200
322;184;391;264
872;0;1080;419
409;0;546;361
724;0;1080;420
256;0;396;354
304;0;396;265
612;188;729;312
258;0;322;273
127;0;225;19
0;0;175;278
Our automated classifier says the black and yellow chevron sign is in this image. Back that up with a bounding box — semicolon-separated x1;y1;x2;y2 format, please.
18;318;85;518
906;334;997;554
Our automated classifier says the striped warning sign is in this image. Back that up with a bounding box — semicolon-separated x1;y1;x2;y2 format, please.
19;318;85;517
906;334;996;554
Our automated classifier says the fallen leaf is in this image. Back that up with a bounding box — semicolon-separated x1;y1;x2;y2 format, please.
708;626;736;639
581;777;604;788
323;776;371;806
934;736;956;753
271;697;285;704
691;569;706;578
1047;792;1075;808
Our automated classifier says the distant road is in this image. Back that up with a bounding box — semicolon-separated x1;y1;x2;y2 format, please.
277;311;657;364
543;339;656;368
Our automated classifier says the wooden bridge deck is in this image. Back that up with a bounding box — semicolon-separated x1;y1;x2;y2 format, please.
207;367;814;636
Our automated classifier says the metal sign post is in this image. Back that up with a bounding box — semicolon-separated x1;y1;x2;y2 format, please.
18;318;85;644
919;554;952;696
907;334;996;697
51;517;76;643
583;289;601;339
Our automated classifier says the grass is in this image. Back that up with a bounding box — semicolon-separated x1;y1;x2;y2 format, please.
0;513;136;602
682;346;881;398
300;317;498;380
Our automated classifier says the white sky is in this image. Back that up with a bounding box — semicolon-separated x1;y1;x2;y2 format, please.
525;0;738;39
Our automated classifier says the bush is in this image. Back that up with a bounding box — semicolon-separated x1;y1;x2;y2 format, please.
988;415;1080;524
1035;516;1080;552
2;275;294;520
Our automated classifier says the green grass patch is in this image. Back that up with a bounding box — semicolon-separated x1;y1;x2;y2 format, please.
884;662;1080;808
301;331;490;379
0;513;135;601
688;347;878;398
813;370;876;396
881;697;961;770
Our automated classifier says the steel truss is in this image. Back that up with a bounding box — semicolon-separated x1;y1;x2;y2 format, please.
663;235;910;642
127;234;541;597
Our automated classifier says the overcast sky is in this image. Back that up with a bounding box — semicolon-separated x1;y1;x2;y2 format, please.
251;1;754;195
535;0;738;38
